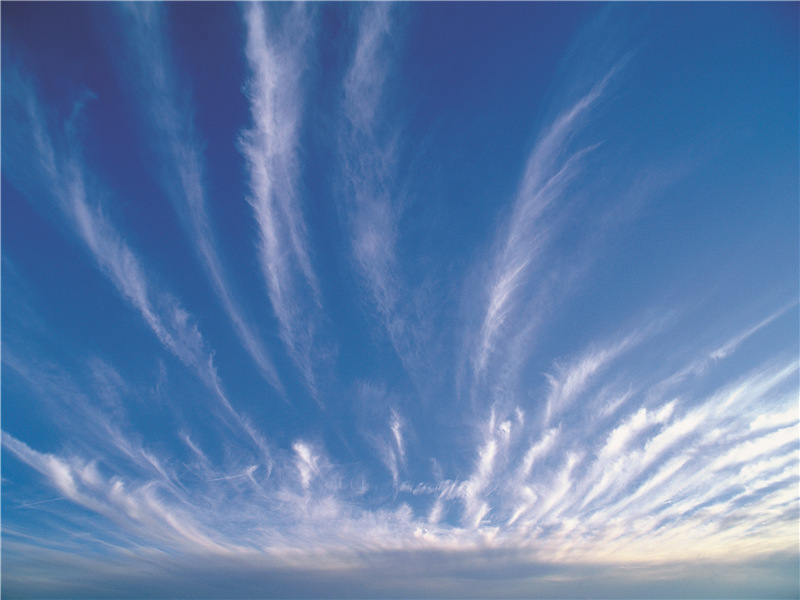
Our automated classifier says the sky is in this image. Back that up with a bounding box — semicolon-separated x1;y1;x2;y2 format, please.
1;2;799;599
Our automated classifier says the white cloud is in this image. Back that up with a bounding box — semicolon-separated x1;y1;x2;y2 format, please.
544;331;642;425
5;342;798;580
45;133;210;389
292;442;319;490
473;68;623;380
709;300;797;361
338;4;436;384
3;5;797;598
343;3;392;133
5;71;270;454
239;2;328;398
3;432;239;555
390;409;406;466
5;163;796;574
116;2;284;394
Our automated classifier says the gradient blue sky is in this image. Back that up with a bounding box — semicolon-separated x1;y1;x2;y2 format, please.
2;2;799;598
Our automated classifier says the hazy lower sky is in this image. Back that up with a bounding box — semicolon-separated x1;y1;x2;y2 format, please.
2;2;798;599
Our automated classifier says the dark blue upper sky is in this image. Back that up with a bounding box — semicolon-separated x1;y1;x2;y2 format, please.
2;2;798;598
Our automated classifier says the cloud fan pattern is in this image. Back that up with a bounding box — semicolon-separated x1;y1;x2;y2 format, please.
2;3;798;598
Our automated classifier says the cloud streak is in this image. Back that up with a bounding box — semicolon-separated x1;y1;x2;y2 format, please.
239;2;329;399
2;66;268;452
115;3;283;394
418;321;798;563
4;328;796;565
2;4;797;598
3;243;797;596
338;4;432;381
473;67;623;382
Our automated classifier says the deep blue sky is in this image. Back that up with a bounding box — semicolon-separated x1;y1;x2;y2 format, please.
2;2;798;598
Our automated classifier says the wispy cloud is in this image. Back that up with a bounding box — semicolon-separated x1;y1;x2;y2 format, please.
338;4;433;381
1;307;796;597
3;67;267;450
38;120;209;386
340;3;396;308
709;300;798;361
409;315;798;559
473;67;623;382
3;4;797;598
239;2;329;398
1;433;240;555
543;327;647;426
115;3;283;394
7;346;796;558
354;383;409;487
380;408;407;486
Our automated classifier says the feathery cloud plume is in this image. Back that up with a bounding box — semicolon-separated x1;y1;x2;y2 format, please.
338;4;431;380
474;68;622;380
116;2;283;394
3;67;266;449
239;2;328;398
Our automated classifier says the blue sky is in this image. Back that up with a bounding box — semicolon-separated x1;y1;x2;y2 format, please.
2;2;798;598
